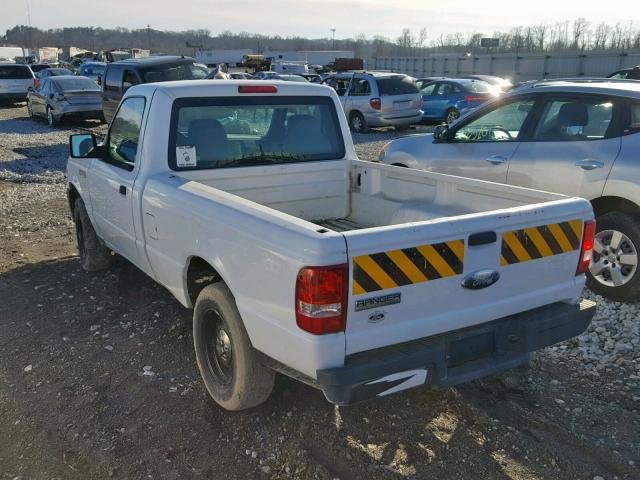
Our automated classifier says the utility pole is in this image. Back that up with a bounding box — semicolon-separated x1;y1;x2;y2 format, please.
331;29;336;49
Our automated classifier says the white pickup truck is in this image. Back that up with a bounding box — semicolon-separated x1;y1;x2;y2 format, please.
66;80;596;410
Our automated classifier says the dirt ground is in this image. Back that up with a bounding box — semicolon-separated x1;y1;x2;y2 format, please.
0;103;638;480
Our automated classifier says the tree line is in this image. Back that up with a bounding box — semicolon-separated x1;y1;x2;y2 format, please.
3;19;640;60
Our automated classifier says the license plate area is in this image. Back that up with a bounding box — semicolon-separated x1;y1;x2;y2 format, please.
393;100;410;110
446;331;495;368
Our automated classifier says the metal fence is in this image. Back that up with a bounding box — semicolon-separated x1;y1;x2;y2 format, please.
371;51;640;81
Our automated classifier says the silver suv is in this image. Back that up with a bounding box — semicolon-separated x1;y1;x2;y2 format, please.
379;79;640;302
322;72;423;132
0;63;35;103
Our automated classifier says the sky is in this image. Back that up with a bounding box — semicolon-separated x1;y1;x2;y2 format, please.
2;0;639;41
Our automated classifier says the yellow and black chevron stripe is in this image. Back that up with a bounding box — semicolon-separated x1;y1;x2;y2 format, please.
353;240;465;294
500;219;583;266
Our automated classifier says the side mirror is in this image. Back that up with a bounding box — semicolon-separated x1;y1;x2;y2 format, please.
565;126;584;137
433;124;449;142
69;133;97;158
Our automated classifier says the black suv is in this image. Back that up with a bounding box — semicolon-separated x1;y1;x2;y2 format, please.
607;66;640;81
101;56;206;123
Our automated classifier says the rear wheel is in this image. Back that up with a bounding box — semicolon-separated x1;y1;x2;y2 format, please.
445;108;460;125
587;212;640;302
73;198;112;271
193;283;275;411
349;111;368;133
47;106;56;127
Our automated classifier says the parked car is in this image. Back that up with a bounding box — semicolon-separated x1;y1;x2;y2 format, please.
101;56;203;123
322;72;423;132
419;78;499;124
415;77;446;90
79;61;106;85
37;67;73;79
379;80;640;301
271;74;309;82
607;66;640;80
299;73;322;83
228;72;253;80
463;75;514;91
252;71;280;80
27;75;103;125
29;64;52;74
0;63;35;103
66;80;595;410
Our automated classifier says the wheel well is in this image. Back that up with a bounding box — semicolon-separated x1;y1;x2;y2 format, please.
186;257;222;307
391;163;408;168
67;184;79;214
591;196;640;218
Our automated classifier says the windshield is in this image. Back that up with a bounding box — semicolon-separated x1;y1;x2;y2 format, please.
376;75;419;95
142;62;203;82
80;64;105;76
0;65;32;79
169;96;345;170
54;77;100;91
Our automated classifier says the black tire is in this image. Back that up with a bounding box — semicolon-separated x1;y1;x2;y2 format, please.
73;198;112;271
349;111;368;133
27;100;34;118
445;108;460;125
193;283;275;411
586;212;640;302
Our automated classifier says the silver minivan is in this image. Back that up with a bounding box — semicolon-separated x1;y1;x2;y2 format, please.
0;63;35;103
322;72;423;132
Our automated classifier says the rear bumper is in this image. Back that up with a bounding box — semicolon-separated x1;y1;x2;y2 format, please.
364;111;423;127
55;104;103;118
317;299;595;405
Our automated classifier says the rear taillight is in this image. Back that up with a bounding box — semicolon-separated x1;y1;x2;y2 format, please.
295;265;347;334
370;98;381;110
577;220;596;275
465;95;487;103
34;78;39;89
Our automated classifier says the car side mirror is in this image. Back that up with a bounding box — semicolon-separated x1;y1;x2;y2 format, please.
565;126;584;137
69;133;98;158
433;124;449;142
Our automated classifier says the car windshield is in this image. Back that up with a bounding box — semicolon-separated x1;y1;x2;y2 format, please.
80;64;105;76
54;77;101;91
462;80;493;93
142;62;203;82
0;65;32;79
376;75;419;95
169;96;345;170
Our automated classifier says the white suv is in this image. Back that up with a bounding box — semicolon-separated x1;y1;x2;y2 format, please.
0;63;35;103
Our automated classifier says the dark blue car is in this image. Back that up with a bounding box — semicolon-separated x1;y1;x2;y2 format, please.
418;78;498;124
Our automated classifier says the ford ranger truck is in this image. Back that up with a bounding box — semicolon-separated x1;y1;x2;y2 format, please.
66;80;596;410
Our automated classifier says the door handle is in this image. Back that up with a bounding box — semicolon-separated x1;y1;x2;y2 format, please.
119;185;127;195
575;159;604;170
486;155;508;165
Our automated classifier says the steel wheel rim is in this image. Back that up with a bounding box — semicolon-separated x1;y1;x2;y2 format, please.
351;115;363;131
47;108;53;125
446;110;459;124
589;229;638;287
202;309;233;385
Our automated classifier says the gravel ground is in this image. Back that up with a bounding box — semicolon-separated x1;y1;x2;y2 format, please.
0;103;638;480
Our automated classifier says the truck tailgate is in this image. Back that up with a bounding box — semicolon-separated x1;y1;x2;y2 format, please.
343;198;592;355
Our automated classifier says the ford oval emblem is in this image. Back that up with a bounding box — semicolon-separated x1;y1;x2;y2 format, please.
461;269;500;290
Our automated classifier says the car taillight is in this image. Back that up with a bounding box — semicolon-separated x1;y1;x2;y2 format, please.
295;265;347;334
370;98;381;110
465;95;487;102
576;220;596;275
238;85;278;94
34;78;39;89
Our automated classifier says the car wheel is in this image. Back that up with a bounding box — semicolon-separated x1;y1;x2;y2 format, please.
47;106;56;126
586;212;640;302
73;198;113;272
193;283;275;411
27;101;34;118
445;108;460;125
349;111;368;133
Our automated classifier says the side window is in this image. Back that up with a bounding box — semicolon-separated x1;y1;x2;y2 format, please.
533;98;614;141
107;97;146;168
104;67;122;92
624;102;640;135
609;72;628;79
454;98;535;142
123;70;141;91
349;78;371;96
435;83;453;96
420;83;436;95
333;77;350;96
